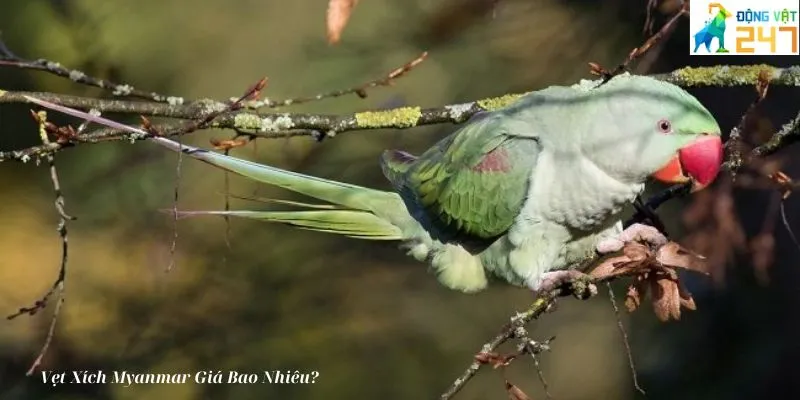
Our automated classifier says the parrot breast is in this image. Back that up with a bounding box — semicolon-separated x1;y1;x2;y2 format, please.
476;147;645;289
521;149;644;230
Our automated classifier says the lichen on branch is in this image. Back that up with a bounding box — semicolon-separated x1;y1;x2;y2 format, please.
2;64;800;163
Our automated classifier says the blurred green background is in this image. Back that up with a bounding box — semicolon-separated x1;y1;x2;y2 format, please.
1;0;799;399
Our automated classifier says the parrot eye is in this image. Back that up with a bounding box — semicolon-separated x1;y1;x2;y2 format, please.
657;119;672;134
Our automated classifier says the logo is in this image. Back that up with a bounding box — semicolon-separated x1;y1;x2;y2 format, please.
689;1;799;55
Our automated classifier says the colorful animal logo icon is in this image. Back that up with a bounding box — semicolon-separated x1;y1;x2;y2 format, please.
693;2;733;53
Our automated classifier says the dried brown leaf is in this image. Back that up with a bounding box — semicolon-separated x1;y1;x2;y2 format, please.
680;296;697;311
210;137;249;151
505;381;532;400
327;0;359;44
769;170;794;199
588;62;606;76
592;240;706;321
624;286;640;312
590;241;656;280
650;277;681;322
473;352;493;363
623;242;652;262
590;255;637;279
140;115;163;136
140;115;153;130
655;242;709;274
624;276;647;312
628;46;643;60
474;352;515;369
656;266;680;281
245;77;269;101
386;52;428;80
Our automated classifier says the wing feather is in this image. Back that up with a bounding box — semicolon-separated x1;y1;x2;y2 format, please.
380;114;540;244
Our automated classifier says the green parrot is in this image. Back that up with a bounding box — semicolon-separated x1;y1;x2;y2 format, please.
25;74;725;294
147;74;723;294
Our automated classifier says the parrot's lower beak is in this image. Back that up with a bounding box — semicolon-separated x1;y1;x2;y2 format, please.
651;135;723;192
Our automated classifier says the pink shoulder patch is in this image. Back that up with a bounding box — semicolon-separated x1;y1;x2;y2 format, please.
471;148;511;172
387;150;417;164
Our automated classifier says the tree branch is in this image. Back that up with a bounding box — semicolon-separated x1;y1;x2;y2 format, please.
2;64;800;163
0;45;184;104
4;110;73;376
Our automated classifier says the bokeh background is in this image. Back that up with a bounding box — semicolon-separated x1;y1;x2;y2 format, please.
1;0;799;399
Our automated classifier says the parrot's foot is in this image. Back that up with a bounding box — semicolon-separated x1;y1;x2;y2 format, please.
595;223;668;254
535;270;597;300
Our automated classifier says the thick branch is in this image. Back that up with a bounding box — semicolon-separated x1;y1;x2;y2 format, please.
2;65;800;163
650;65;800;87
0;90;227;118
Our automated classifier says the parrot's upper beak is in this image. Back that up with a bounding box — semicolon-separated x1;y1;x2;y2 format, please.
651;135;723;192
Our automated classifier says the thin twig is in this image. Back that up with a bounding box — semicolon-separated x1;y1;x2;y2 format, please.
223;147;233;262
780;201;800;254
159;79;270;272
0;38;183;103
530;352;551;400
440;292;558;400
606;281;645;395
590;2;688;84
522;338;552;400
166;136;182;272
248;52;429;108
5;110;74;376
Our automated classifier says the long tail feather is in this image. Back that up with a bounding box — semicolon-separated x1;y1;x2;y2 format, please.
219;192;338;209
149;137;396;212
22;95;412;240
21;95;395;212
175;210;402;240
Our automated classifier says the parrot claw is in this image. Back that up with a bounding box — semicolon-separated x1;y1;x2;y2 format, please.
595;223;668;254
534;270;597;300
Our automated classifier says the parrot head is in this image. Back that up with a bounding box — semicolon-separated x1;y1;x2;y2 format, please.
586;75;723;192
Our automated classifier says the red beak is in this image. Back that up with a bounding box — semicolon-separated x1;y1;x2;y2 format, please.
651;135;723;191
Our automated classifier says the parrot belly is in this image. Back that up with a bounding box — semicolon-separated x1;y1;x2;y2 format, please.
398;147;645;293
480;150;642;290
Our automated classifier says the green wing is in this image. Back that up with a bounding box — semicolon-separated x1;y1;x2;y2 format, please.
380;114;540;244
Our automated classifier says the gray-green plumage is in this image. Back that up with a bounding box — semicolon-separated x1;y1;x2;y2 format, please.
381;112;539;244
150;74;722;293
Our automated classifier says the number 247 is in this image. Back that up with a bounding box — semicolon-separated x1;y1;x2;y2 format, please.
736;26;799;53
